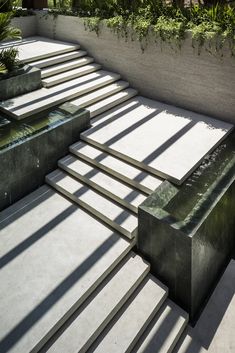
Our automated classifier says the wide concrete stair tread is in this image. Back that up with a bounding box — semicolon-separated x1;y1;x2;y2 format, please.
31;50;87;69
81;96;233;184
1;36;80;63
42;253;149;353
42;63;102;87
0;70;121;119
87;88;138;118
132;300;189;353
46;170;138;239
41;56;94;78
58;154;146;213
70;80;130;108
88;275;168;353
70;141;163;194
0;185;134;353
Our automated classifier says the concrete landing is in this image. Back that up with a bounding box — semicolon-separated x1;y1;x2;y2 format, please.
0;36;80;63
81;97;233;184
0;186;133;353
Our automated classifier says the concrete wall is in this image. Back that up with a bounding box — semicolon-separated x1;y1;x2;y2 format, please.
12;13;235;124
11;15;37;38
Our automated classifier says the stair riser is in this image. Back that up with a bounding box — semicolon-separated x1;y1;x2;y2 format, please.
58;161;138;214
15;76;121;120
24;46;80;64
31;242;135;353
33;51;85;68
46;176;137;240
89;91;137;118
167;320;188;353
43;65;102;88
41;58;94;78
80;265;150;353
75;82;130;109
69;148;152;195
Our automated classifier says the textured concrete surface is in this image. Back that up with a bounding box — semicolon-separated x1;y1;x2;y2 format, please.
31;50;87;69
58;154;146;213
0;70;120;119
0;186;133;353
11;15;37;38
36;14;235;124
174;260;235;353
89;275;168;353
133;300;188;353
82;96;233;184
43;253;149;353
0;36;79;63
70;141;163;194
46;169;138;239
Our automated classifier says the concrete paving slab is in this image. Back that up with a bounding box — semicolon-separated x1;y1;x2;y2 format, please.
70;141;163;194
0;186;133;353
0;70;121;119
174;260;235;353
58;154;146;213
46;170;138;239
133;300;188;353
81;96;233;184
70;80;129;108
89;275;168;353
41;57;94;78
0;36;80;63
43;253;149;353
87;88;137;118
31;50;87;69
42;63;102;87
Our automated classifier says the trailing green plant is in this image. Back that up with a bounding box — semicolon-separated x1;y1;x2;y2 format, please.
48;1;235;55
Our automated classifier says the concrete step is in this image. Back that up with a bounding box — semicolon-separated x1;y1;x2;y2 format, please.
0;70;121;120
0;185;134;353
88;275;168;353
69;141;163;195
132;300;188;353
87;88;137;118
58;155;146;213
46;170;138;239
81;96;233;184
41;253;150;353
30;50;87;69
42;63;102;87
41;57;94;78
70;80;129;108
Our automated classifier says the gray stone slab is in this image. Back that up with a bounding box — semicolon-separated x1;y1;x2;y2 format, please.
46;169;138;239
81;96;233;184
70;80;129;108
42;63;102;87
31;50;87;69
43;253;149;353
41;56;94;78
174;260;235;353
58;154;146;213
70;141;163;194
89;275;168;353
0;70;121;119
87;88;137;118
0;36;80;63
132;300;188;353
0;186;134;353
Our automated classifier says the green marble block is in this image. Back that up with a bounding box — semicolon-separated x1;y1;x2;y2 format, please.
138;132;235;321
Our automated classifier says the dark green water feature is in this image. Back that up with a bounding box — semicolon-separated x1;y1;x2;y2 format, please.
138;131;235;322
0;108;73;151
0;103;90;211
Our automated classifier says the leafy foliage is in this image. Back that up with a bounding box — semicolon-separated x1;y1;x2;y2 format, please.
48;1;235;54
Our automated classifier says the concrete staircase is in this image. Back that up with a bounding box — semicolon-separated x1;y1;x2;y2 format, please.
4;37;234;352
